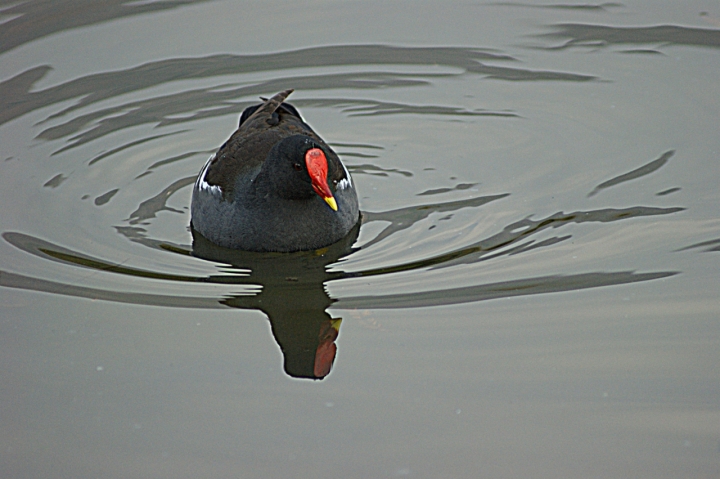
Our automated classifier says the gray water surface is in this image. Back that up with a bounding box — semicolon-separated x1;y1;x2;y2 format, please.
1;1;719;478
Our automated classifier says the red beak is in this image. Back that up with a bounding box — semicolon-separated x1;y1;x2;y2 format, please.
305;148;338;211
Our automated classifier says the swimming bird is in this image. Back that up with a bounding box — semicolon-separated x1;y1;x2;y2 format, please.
191;89;359;252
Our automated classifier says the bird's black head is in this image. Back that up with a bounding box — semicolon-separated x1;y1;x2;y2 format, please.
263;135;339;211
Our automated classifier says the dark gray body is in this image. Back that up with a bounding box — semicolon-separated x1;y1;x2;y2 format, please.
190;90;359;252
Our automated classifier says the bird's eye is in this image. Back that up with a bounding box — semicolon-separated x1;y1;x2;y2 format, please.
293;163;302;171
332;179;338;185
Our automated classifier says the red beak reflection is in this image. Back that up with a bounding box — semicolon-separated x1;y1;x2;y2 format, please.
314;318;341;379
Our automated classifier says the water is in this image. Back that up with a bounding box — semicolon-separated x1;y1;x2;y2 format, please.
1;1;719;477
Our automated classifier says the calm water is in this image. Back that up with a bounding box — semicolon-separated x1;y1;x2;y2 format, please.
1;1;719;477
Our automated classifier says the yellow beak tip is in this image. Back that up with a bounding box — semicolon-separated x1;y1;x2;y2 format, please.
324;196;338;211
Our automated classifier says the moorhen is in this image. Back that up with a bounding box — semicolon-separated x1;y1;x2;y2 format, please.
190;89;360;252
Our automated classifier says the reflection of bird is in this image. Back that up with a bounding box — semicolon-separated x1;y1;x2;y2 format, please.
191;223;360;380
191;89;359;252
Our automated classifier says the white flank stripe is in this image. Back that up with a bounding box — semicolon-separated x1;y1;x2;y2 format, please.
338;162;352;190
196;154;222;196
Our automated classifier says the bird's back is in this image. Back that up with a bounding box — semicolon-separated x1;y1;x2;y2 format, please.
203;90;325;201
